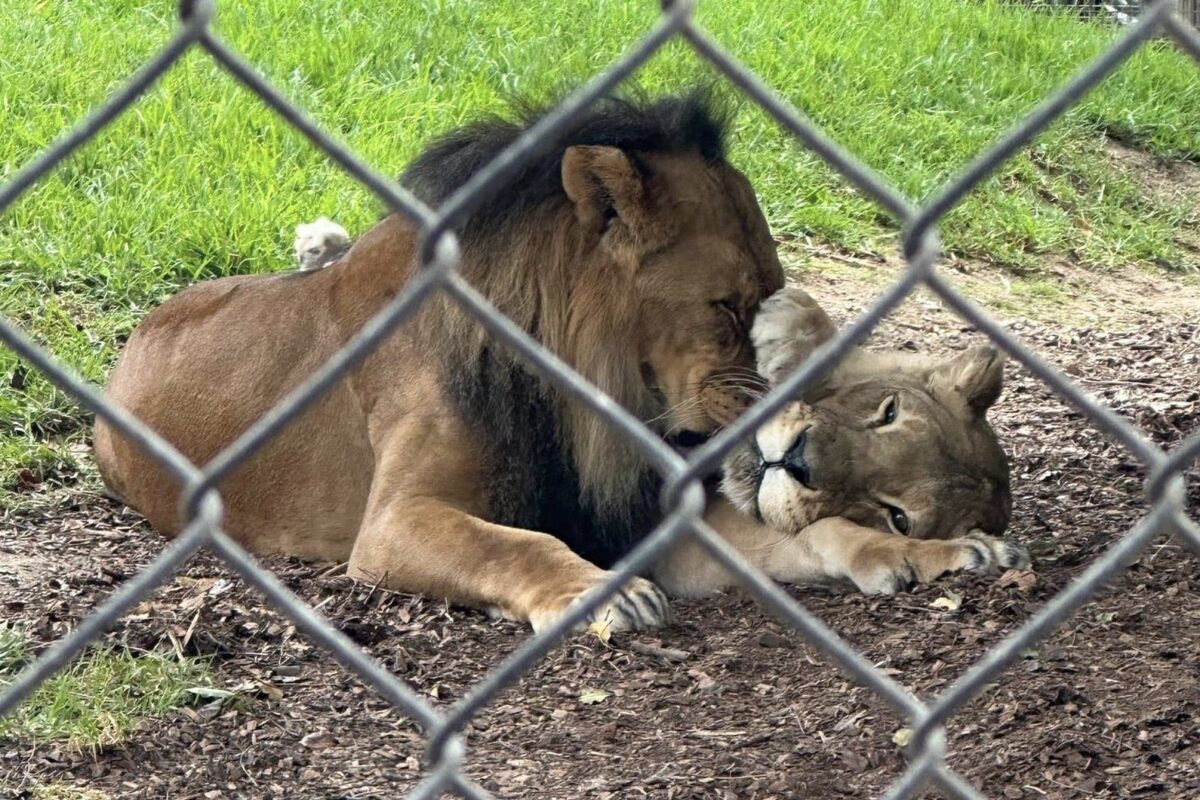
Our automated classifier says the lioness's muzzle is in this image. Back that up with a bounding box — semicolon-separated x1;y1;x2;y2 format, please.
755;429;814;489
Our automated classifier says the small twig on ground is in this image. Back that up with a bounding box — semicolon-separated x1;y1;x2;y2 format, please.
625;641;690;661
314;562;348;579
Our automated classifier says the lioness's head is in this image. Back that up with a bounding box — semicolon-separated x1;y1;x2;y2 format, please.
723;296;1011;539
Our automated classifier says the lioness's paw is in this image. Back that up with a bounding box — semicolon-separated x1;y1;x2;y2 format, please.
848;534;1031;595
849;558;922;596
909;534;1030;583
528;575;671;635
751;286;837;386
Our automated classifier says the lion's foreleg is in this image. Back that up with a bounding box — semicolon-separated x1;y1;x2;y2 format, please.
348;395;673;633
348;501;671;634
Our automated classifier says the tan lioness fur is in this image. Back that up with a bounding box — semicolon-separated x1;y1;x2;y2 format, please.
95;95;788;631
654;286;1029;598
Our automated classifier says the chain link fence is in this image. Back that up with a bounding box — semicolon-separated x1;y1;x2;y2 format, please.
1018;0;1199;26
2;0;1199;797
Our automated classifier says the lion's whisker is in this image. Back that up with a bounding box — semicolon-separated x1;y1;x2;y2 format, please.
705;379;768;398
706;371;768;385
705;376;759;386
707;369;767;383
646;394;702;426
705;380;765;392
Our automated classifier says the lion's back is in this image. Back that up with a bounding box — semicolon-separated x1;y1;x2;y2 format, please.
95;268;374;556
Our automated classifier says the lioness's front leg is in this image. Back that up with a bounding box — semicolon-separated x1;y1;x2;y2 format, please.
799;517;1031;595
655;499;1029;597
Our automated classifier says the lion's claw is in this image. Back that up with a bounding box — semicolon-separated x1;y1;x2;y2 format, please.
584;578;672;633
528;574;671;635
965;531;1032;571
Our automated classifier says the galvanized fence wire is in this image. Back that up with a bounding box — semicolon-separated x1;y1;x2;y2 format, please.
1;0;1199;796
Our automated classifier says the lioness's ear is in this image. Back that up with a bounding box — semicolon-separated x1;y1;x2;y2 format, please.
929;346;1005;417
561;145;647;234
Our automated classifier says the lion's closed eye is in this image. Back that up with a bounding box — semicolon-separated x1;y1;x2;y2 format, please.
713;298;744;331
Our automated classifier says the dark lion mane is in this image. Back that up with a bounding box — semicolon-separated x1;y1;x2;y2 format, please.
403;89;732;567
401;89;730;242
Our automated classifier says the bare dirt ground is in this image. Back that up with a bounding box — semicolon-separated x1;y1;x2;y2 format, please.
2;252;1198;799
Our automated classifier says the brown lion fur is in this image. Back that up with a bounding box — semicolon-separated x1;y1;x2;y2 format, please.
417;200;657;525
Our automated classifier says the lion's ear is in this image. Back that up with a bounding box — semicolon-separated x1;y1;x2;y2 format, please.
561;145;647;235
928;346;1005;417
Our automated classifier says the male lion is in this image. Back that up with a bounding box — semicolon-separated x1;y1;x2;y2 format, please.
95;93;786;631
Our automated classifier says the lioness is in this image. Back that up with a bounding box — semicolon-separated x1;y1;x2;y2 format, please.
652;286;1030;599
96;92;1024;633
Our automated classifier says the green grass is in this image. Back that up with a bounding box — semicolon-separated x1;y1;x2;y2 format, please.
0;627;215;748
2;0;1199;493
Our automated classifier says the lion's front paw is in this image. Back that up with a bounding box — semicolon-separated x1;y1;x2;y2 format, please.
848;534;1031;595
527;574;671;635
963;531;1031;571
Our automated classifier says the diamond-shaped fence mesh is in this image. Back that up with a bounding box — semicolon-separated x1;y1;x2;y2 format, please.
2;1;1199;797
1020;0;1199;26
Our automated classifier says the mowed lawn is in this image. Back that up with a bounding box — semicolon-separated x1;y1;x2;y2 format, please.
1;0;1199;494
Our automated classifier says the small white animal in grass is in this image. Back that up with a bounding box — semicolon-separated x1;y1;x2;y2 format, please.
294;216;351;271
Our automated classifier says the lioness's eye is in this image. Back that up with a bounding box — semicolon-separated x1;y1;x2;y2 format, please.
884;504;910;535
877;395;898;426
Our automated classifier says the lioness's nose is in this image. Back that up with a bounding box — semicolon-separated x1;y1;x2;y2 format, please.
783;430;813;488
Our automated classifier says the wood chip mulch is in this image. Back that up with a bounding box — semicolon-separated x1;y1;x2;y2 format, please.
2;283;1198;800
